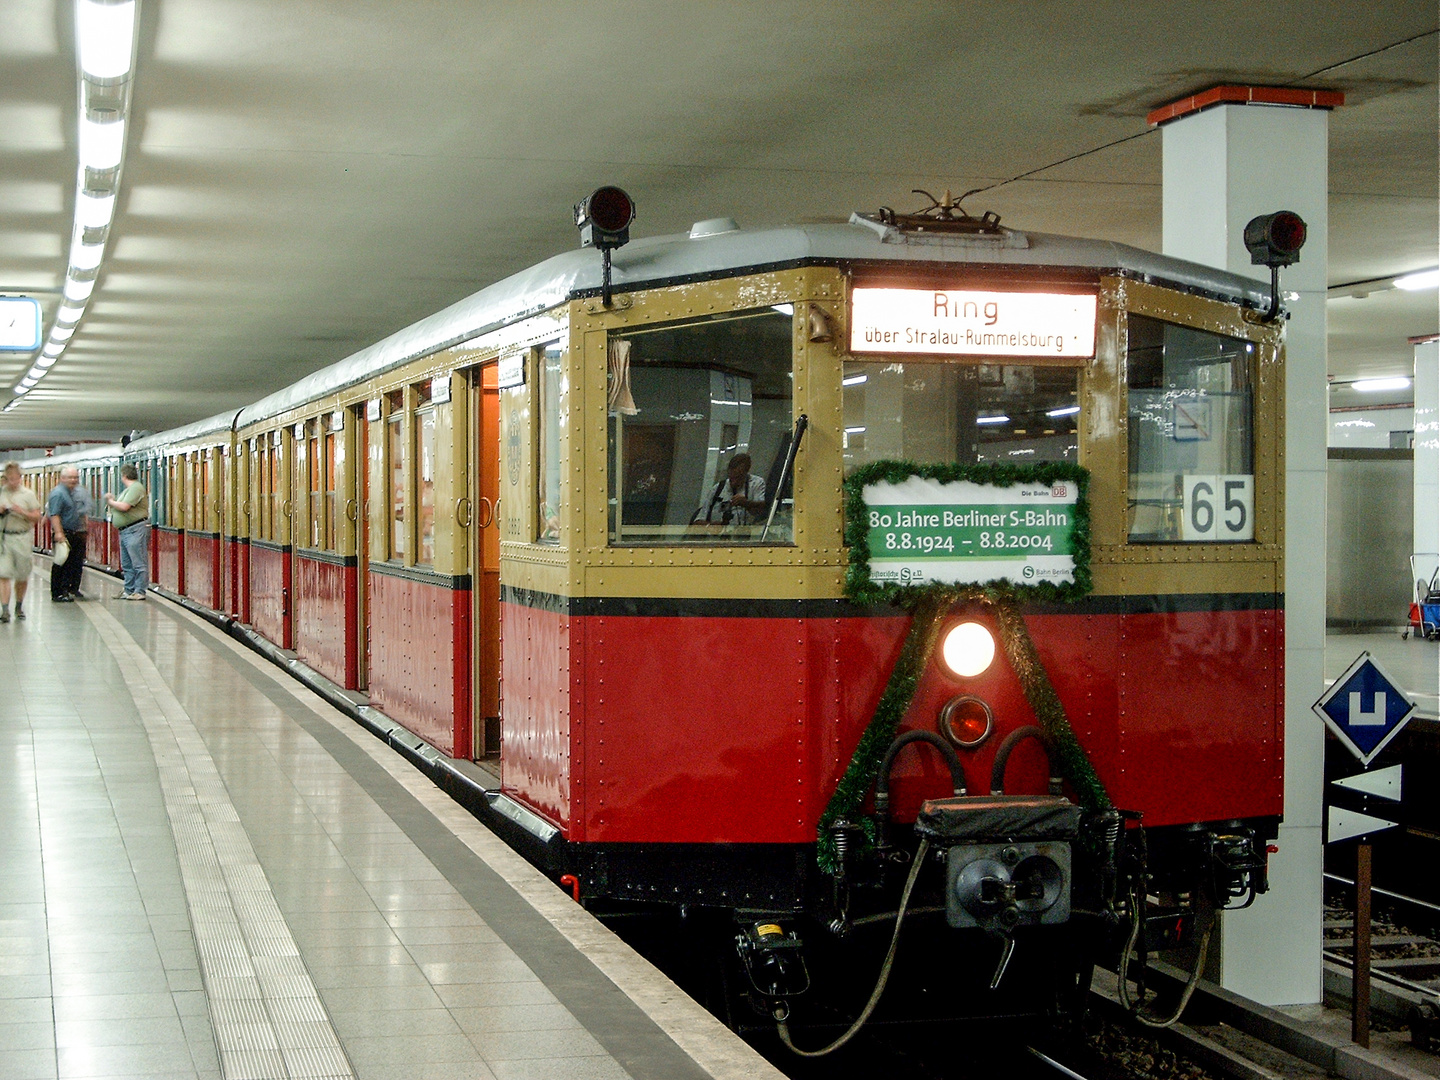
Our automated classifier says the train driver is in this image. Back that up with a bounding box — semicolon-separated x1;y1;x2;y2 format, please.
695;452;767;527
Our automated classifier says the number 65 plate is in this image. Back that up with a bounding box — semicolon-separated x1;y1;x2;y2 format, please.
1182;474;1254;542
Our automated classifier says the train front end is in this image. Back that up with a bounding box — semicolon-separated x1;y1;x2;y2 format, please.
493;211;1286;1031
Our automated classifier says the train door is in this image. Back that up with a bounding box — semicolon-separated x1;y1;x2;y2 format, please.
471;362;501;757
355;402;371;690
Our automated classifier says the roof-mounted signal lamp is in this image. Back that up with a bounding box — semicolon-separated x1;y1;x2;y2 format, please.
1243;210;1307;322
575;186;635;308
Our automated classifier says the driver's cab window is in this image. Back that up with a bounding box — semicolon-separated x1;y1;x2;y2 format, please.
1126;314;1254;543
607;306;795;545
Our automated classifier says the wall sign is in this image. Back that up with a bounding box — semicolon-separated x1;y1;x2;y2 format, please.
498;351;526;389
431;376;451;404
0;297;41;351
862;474;1081;587
366;398;381;422
850;288;1096;358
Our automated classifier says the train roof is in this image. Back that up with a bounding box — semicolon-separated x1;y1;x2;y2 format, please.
214;217;1271;431
126;410;240;456
23;443;124;467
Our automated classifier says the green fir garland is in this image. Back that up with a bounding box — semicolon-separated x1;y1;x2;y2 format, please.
817;460;1110;875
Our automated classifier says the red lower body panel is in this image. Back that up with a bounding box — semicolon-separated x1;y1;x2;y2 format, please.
154;527;183;594
184;533;220;609
499;599;1283;846
499;601;572;832
295;554;359;689
368;568;471;759
249;543;291;649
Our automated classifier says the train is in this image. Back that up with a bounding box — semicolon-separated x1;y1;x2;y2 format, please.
21;191;1289;1046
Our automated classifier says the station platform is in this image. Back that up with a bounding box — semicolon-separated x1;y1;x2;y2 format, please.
0;566;782;1080
1325;629;1439;719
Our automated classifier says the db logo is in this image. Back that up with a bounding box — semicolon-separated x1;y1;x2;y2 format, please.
1022;565;1036;579
1051;483;1067;498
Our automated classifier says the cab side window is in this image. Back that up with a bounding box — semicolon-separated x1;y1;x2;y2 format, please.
1126;314;1255;543
607;307;795;545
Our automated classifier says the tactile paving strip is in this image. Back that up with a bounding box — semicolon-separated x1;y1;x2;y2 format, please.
86;603;355;1080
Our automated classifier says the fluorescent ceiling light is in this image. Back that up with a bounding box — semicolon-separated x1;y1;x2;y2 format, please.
50;324;75;342
844;426;866;434
25;367;45;382
76;190;116;229
1046;405;1080;417
41;342;63;358
842;374;868;386
1350;377;1411;392
70;239;104;271
1395;269;1440;291
37;355;58;369
56;303;85;325
77;0;137;80
771;304;794;315
976;414;1010;425
63;278;96;302
79;115;125;170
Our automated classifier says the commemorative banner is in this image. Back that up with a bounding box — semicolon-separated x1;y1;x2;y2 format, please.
862;474;1081;587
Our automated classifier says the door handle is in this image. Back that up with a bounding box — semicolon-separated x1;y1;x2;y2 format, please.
456;497;473;528
475;497;493;529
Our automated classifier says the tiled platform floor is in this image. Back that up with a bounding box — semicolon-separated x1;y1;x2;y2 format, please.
0;567;777;1080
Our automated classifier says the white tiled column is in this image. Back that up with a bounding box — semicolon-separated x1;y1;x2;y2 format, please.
1160;99;1331;1006
1413;338;1439;557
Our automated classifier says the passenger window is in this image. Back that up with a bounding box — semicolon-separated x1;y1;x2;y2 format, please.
199;453;209;528
607;307;795;545
842;361;1079;472
1126;314;1254;543
258;445;270;540
537;343;563;544
325;426;338;551
309;423;322;548
388;406;405;560
416;406;436;566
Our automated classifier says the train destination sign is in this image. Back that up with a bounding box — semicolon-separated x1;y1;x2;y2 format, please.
850;288;1097;359
863;475;1080;587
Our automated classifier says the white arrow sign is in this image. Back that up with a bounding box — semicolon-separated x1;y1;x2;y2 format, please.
1331;764;1403;802
1327;805;1399;844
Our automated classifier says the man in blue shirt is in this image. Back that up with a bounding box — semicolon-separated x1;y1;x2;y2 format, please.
47;466;91;602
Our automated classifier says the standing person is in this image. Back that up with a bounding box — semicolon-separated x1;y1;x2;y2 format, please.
0;461;44;622
47;466;90;602
105;464;149;599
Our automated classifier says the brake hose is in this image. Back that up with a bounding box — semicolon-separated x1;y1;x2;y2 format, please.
777;838;930;1057
1117;887;1212;1028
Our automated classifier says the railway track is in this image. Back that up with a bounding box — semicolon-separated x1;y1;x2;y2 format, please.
1323;875;1440;1051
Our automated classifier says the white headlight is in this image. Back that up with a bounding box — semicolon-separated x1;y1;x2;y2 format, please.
941;622;995;678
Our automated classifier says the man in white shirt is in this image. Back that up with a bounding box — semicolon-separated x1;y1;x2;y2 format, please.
696;453;767;526
0;461;44;622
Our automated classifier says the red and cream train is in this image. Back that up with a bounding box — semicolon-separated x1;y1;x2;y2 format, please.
24;198;1288;1031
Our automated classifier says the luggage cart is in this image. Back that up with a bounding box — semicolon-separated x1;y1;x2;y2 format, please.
1405;553;1440;640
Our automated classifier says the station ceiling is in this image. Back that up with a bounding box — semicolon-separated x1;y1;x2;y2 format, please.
1;1;1436;447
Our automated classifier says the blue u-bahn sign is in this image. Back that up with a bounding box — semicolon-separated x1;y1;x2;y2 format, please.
1312;652;1416;767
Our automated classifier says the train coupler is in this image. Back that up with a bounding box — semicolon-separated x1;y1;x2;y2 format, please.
735;921;810;1019
1203;823;1268;908
914;794;1082;939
